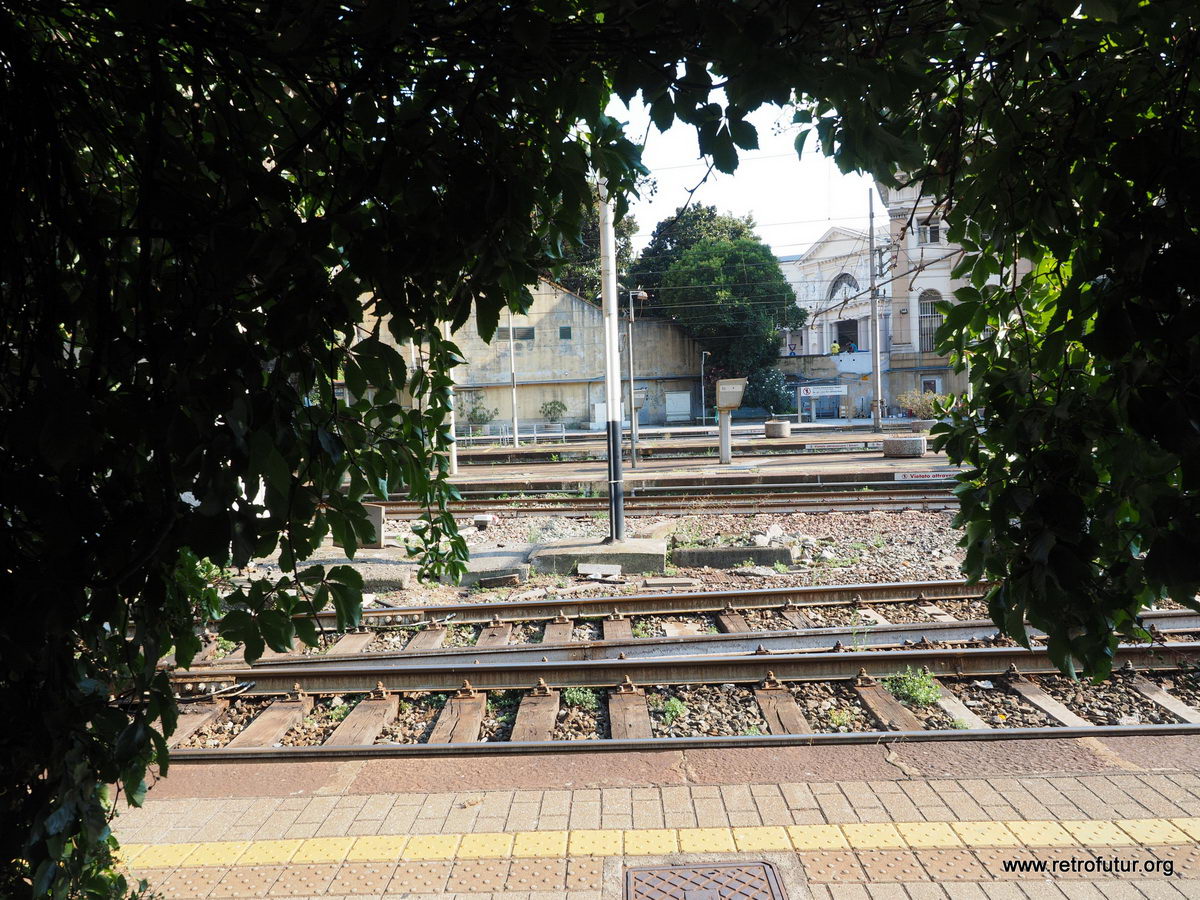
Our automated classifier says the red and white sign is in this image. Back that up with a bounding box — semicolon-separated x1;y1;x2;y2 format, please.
895;471;955;482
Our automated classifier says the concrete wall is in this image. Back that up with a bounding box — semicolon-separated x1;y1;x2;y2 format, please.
371;279;703;428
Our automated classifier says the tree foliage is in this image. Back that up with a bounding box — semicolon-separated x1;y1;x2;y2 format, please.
542;188;638;302
630;205;756;298
5;0;1200;894
658;237;803;376
743;368;795;415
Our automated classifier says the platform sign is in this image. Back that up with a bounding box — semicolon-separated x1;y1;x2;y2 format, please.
715;378;748;410
895;471;954;482
798;384;848;398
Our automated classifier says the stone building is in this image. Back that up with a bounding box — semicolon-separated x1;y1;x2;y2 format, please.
444;278;703;429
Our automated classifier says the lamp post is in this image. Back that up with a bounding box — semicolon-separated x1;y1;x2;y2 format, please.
626;289;648;467
598;179;624;542
699;350;711;428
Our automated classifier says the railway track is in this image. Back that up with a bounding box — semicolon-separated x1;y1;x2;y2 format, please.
377;486;956;518
166;640;1200;758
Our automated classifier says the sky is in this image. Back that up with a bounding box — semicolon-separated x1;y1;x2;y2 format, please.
610;98;888;259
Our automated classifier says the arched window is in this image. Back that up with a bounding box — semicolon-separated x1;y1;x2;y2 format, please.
827;273;859;305
918;288;943;353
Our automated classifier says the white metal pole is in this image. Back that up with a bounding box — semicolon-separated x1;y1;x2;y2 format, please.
719;409;733;464
869;188;883;430
507;308;519;448
699;351;709;429
598;179;625;540
626;299;638;468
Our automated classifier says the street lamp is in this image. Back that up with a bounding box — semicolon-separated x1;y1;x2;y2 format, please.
626;289;648;467
699;350;712;427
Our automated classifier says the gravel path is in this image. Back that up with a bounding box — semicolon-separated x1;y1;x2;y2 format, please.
177;698;272;749
788;682;874;733
479;690;522;741
945;678;1055;728
552;688;610;740
1033;673;1175;725
375;693;447;744
279;696;361;746
646;684;768;737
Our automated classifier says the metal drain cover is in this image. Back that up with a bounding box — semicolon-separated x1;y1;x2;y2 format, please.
625;861;787;900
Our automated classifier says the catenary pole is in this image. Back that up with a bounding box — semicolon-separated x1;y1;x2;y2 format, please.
869;188;883;429
598;179;625;541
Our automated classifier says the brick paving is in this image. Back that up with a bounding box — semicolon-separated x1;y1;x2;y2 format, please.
116;753;1200;898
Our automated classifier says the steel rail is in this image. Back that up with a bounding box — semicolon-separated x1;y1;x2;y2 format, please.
168;721;1200;762
172;641;1200;695
440;479;957;498
207;610;1200;671
312;579;990;627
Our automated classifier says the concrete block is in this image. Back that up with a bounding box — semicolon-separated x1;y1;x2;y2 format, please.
529;538;666;575
440;545;533;587
764;420;791;439
578;563;622;577
670;545;792;569
882;435;927;458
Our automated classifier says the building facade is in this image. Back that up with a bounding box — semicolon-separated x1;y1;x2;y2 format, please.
432;278;703;429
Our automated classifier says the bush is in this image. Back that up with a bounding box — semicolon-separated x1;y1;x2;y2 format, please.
539;399;567;422
742;366;794;415
561;687;599;710
895;388;949;420
466;404;499;425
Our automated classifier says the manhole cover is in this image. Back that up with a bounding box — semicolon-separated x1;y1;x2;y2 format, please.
625;861;787;900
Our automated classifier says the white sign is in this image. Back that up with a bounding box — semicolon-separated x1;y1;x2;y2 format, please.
895;471;954;482
798;384;848;398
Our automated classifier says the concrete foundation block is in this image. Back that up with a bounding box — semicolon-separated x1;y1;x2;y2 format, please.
883;435;928;458
671;545;792;569
529;538;667;575
764;420;791;438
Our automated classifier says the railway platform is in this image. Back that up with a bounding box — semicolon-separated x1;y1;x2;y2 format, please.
117;735;1200;898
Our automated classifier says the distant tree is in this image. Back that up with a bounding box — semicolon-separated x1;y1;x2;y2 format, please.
543;188;637;301
658;237;804;376
629;205;756;299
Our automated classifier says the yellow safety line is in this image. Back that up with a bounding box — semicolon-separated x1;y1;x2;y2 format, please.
121;817;1200;868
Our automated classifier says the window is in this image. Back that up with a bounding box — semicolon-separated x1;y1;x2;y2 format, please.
918;221;941;245
918;289;943;352
559;326;572;340
496;326;535;342
827;272;860;304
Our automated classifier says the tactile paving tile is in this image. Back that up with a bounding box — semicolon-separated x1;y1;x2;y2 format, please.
855;850;929;882
402;834;460;860
1027;847;1101;878
916;848;992;881
154;866;228;898
445;858;511;892
1062;820;1134;847
455;831;512;859
567;856;604;891
387;860;453;893
951;821;1022;847
504;857;567;890
1116;819;1191;845
327;861;399;895
788;824;850;850
895;821;962;848
291;835;356;863
346;834;408;861
1004;820;1078;847
511;830;568;857
798;850;868;883
973;848;1040;880
677;827;736;853
1171;817;1200;841
134;843;200;869
568;829;623;856
180;841;250;867
841;823;906;849
624;829;678;855
1150;844;1200;879
237;839;303;865
733;826;792;851
269;862;339;896
208;865;285;898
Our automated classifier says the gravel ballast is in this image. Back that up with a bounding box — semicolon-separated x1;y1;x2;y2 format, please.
646;684;768;737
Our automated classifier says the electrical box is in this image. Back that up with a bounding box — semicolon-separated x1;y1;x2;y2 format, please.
715;378;748;411
632;388;647;409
